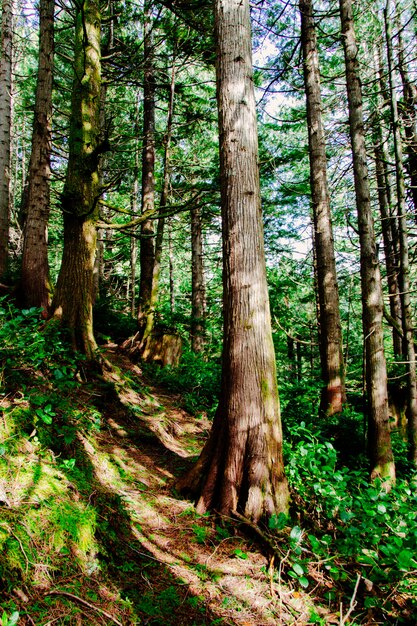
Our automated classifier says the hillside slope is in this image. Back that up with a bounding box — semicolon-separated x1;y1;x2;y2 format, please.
1;340;320;625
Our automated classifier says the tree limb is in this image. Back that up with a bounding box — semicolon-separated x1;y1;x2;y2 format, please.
46;590;123;626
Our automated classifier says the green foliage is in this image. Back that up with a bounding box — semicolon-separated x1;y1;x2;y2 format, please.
0;301;81;389
1;612;19;626
232;548;248;560
0;303;103;456
143;346;221;417
93;296;138;342
274;422;417;620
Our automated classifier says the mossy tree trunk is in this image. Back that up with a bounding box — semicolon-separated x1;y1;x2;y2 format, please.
300;0;345;416
0;0;13;278
177;0;289;522
51;0;102;360
339;0;395;487
20;0;54;314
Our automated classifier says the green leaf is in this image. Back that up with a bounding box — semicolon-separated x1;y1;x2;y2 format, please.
299;576;309;588
398;549;415;571
8;613;19;626
233;549;248;560
290;525;302;542
40;412;53;424
340;508;353;522
268;512;287;530
292;562;304;576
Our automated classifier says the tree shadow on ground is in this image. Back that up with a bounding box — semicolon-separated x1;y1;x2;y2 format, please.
47;420;221;626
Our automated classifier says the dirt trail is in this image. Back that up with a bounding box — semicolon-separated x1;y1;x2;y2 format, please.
73;345;316;625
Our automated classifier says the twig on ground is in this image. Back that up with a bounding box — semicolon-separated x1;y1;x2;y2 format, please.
269;554;276;598
339;573;361;625
46;590;123;626
230;510;286;559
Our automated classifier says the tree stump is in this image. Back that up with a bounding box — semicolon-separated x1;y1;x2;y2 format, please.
141;331;182;367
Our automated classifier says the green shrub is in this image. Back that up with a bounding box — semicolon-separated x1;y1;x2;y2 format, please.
278;424;417;618
143;347;221;417
0;300;80;390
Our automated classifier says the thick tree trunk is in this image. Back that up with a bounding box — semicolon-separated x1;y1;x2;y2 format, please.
339;0;395;486
138;2;156;333
20;0;54;314
177;0;289;522
300;0;345;415
0;0;13;278
191;205;206;353
51;0;102;360
385;1;417;465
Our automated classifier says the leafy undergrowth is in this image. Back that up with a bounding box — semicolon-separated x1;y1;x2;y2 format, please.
1;304;416;625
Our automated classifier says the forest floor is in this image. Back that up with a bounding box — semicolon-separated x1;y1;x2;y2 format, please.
1;341;337;625
75;343;328;625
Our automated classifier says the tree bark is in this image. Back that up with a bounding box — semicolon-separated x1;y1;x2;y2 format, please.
300;0;345;415
339;0;395;486
20;0;54;314
130;124;140;318
372;125;403;357
141;58;176;346
372;44;403;357
395;4;417;220
191;204;206;353
168;217;175;313
138;2;156;334
385;1;417;466
0;0;13;278
51;0;102;360
177;0;289;522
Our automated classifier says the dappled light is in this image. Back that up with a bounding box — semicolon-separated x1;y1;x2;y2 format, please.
2;0;417;623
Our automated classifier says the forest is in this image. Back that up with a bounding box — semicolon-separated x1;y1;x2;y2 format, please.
0;0;417;623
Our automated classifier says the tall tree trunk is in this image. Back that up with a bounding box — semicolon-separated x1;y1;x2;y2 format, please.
177;0;289;522
168;217;175;313
339;0;395;486
141;58;176;346
0;0;13;278
130;131;140;318
93;0;114;302
51;0;102;360
372;121;403;357
300;0;345;415
137;2;156;334
385;1;417;465
20;0;54;314
191;204;206;353
371;45;403;357
395;4;417;219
